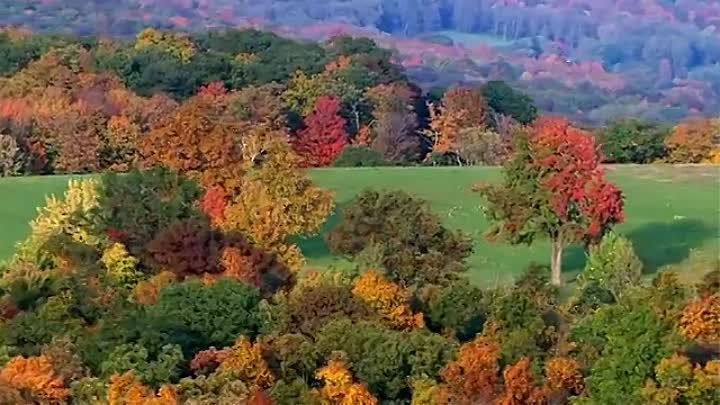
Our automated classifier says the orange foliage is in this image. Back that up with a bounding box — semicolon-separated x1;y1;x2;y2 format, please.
544;357;584;400
141;96;244;188
0;355;70;404
316;359;378;405
665;118;719;163
437;337;501;404
427;87;488;155
679;293;720;346
499;358;548;405
108;372;178;405
353;125;373;146
217;337;275;389
325;55;353;73
131;271;178;305
352;270;424;329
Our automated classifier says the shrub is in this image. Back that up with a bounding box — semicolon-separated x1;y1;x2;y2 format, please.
579;232;643;299
598;119;669;163
332;146;389;167
327;190;472;287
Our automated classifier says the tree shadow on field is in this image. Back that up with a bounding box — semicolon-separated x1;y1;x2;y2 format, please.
559;219;717;280
295;205;343;260
626;220;717;274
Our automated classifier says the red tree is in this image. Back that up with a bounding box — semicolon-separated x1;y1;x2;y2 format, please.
294;96;348;167
478;117;624;285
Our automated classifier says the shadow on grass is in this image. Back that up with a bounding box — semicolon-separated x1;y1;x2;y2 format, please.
295;206;342;260
627;220;717;274
557;219;716;280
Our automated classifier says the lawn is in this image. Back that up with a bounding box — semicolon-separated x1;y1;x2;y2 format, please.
1;166;718;285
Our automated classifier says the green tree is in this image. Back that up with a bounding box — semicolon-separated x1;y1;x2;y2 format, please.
598;119;669;163
327;189;472;287
481;81;537;125
147;279;262;355
579;232;643;300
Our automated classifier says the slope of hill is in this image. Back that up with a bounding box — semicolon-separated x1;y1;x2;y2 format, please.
1;0;719;124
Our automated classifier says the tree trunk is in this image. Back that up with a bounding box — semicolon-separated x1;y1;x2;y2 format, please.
550;237;563;286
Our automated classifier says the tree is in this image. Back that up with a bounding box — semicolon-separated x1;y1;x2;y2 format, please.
352;270;424;330
294;96;348;167
93;168;202;258
436;337;501;404
0;355;70;403
598;119;669;163
426;87;488;162
315;359;378;405
498;358;547;405
578;232;643;300
420;279;485;341
679;293;720;346
147;279;262;355
327;190;472;287
481;81;537;125
477;118;624;285
665;118;719;163
107;372;178;405
641;355;720;405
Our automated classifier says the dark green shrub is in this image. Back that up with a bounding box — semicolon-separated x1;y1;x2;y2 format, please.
326;189;473;287
332;146;389;167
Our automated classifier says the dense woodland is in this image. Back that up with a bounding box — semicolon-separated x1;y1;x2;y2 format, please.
0;27;718;405
2;1;720;124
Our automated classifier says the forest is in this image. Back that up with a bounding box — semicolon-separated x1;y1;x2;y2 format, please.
0;26;718;405
1;1;720;124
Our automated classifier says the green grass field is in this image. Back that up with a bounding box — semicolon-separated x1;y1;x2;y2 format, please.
1;166;718;285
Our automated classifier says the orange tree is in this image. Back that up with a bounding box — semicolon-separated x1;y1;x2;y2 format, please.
665;117;719;163
477;117;624;285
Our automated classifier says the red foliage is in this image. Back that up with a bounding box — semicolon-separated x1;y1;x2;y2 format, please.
530;117;624;239
197;81;228;99
200;185;228;224
190;347;231;375
437;337;501;404
294;96;348;167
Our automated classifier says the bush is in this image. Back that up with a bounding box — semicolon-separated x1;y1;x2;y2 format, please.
579;232;643;299
326;189;473;287
332;146;390;167
598;119;669;163
0;134;22;176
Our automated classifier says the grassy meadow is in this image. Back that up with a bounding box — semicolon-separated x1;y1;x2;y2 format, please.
1;165;718;285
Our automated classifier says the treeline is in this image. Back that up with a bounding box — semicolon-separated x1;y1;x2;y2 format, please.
1;28;718;178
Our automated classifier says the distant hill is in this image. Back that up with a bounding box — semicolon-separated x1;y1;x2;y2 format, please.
1;0;719;124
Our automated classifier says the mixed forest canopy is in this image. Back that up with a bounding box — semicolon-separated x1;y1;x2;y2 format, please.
0;21;718;405
1;1;720;124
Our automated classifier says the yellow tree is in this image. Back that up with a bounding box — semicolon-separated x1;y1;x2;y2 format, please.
352;270;424;329
217;337;275;389
108;372;178;405
134;28;196;63
315;359;378;405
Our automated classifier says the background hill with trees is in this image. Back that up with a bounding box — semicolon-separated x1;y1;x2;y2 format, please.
1;0;720;124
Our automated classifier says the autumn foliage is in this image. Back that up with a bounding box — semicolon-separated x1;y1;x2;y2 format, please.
437;337;501;404
665;118;720;163
0;355;70;403
294;96;348;167
679;293;720;346
315;359;378;405
352;270;424;330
